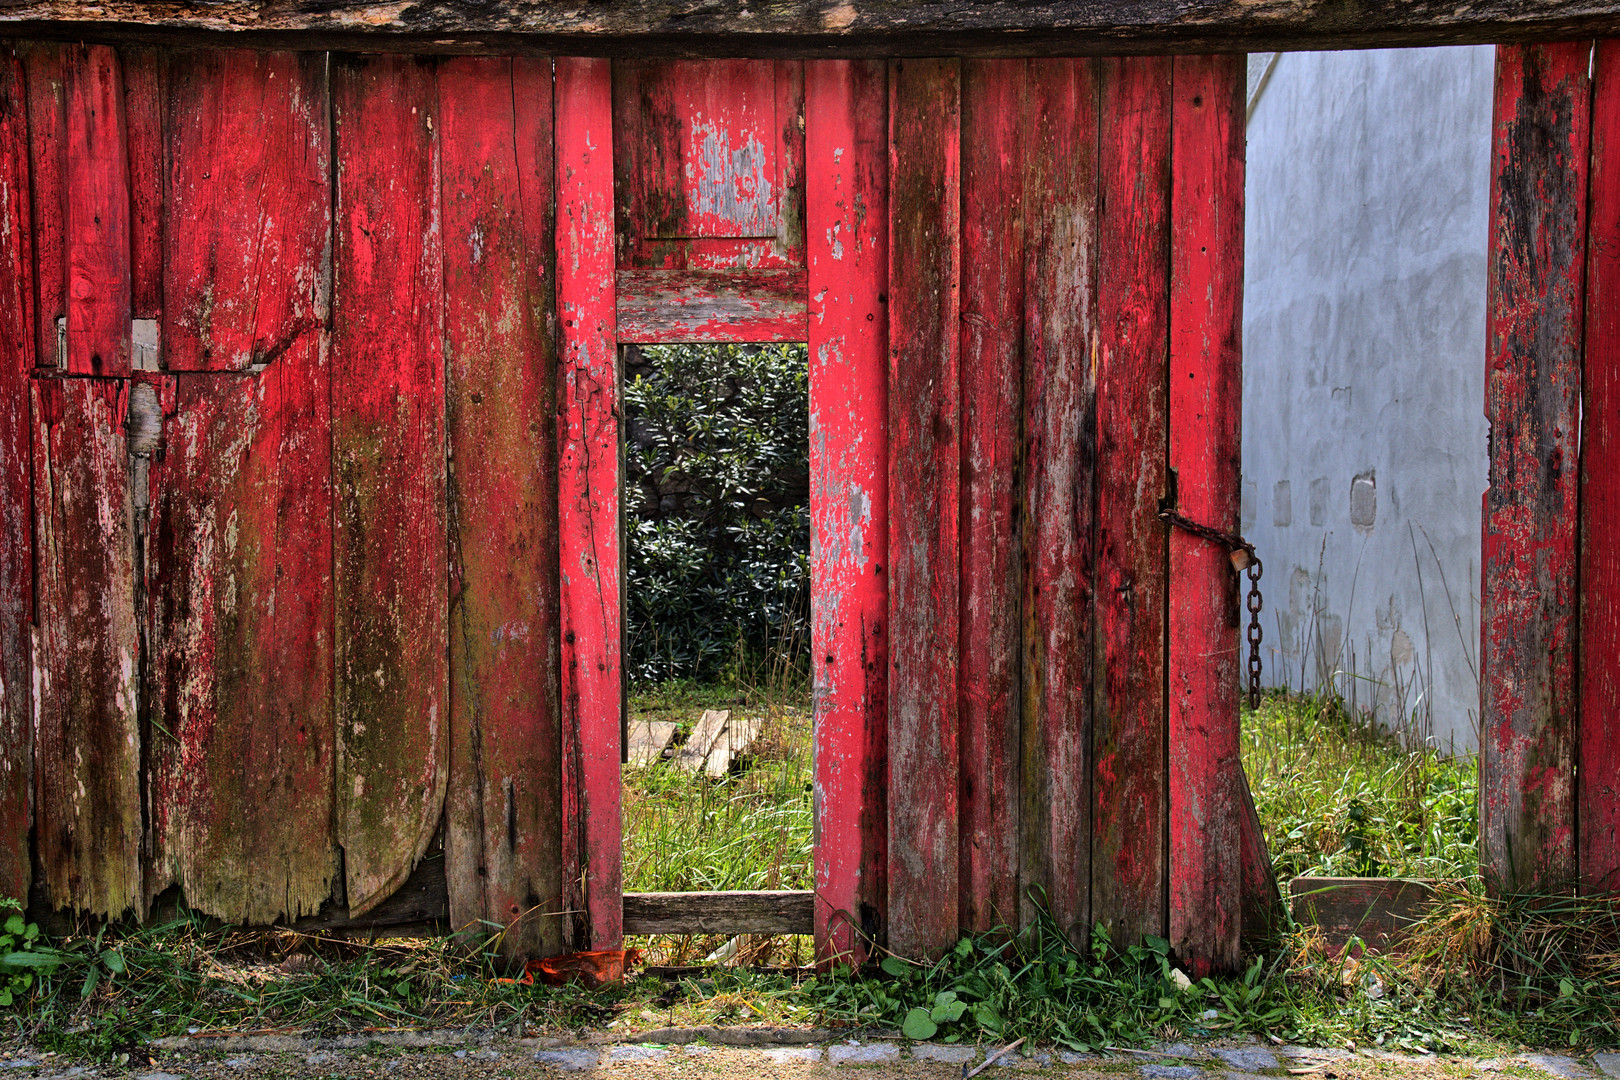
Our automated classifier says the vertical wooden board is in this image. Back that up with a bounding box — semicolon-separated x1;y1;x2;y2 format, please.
1167;54;1245;976
23;43;64;368
31;377;140;917
1091;56;1171;945
121;46;163;320
439;55;564;959
1483;43;1588;896
806;58;889;963
63;44;131;376
147;364;335;924
886;57;961;959
1582;40;1620;894
1018;57;1099;946
556;56;621;950
165;50;328;372
331;53;448;918
957;58;1025;936
0;46;35;904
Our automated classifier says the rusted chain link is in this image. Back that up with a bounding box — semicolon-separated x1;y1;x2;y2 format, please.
1158;508;1265;711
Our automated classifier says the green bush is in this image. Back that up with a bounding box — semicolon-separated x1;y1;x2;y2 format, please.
623;343;810;686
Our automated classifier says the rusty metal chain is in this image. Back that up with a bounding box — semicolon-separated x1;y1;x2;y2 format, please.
1158;508;1265;711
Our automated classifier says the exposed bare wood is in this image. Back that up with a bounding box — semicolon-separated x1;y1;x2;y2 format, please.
626;720;677;767
623;891;813;936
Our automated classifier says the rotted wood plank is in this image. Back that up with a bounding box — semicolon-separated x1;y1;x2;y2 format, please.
555;56;622;950
1582;40;1620;895
1018;57;1099;946
21;43;63;368
805;58;888;965
164;50;327;371
331;53;448;919
63;44;131;376
439;54;564;960
1288;877;1437;954
614;269;807;343
31;377;140;917
885;56;960;960
622;891;813;935
957;57;1024;937
1090;55;1171;947
120;46;162;320
0;46;35;904
1167;54;1245;976
1482;42;1588;897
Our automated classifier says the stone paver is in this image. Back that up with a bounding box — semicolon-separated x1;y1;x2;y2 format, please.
763;1047;824;1064
609;1045;670;1063
913;1044;977;1064
1212;1048;1279;1071
1592;1052;1620;1078
531;1048;601;1072
1522;1055;1588;1078
828;1043;901;1066
1141;1067;1204;1080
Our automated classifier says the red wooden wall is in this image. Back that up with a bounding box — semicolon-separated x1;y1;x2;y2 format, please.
0;44;1253;971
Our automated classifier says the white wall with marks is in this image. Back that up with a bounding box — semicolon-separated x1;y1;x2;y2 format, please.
1242;46;1494;752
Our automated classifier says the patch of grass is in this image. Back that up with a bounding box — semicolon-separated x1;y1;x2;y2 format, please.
1244;691;1478;881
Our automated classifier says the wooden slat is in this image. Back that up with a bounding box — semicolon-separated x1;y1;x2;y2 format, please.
331;53;448;918
63;44;131;376
1482;42;1588;897
805;58;888;965
1018;57;1099;946
121;46;162;320
440;54;564;960
1090;55;1171;946
1237;763;1281;945
164;50;327;372
555;56;622;950
615;269;807;343
623;891;813;935
1289;877;1437;954
0;45;34;904
957;57;1024;936
1583;40;1620;895
1167;53;1245;976
22;43;64;368
675;708;730;772
627;720;677;767
885;56;960;960
31;377;140;917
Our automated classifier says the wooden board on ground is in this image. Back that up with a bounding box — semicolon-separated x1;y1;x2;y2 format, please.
627;721;678;767
1289;877;1437;954
623;890;813;936
675;709;731;772
703;717;763;778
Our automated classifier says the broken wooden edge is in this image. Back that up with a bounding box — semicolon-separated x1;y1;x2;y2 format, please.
1288;876;1439;953
623;890;814;936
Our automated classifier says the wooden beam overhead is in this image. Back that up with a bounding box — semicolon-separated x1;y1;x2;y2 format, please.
3;0;1620;57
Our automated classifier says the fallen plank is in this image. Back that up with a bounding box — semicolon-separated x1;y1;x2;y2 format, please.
703;716;763;778
1289;877;1438;954
627;720;678;767
623;890;813;936
675;709;730;772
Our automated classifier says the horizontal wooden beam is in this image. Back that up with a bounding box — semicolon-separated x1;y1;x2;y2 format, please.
623;891;814;935
2;2;1618;57
1289;877;1438;954
616;270;807;344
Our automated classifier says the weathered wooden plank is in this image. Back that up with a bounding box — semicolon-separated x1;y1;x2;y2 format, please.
5;2;1620;58
62;44;130;376
146;367;334;924
1237;762;1280;945
439;53;564;960
331;53;448;919
1482;42;1588;898
957;57;1024;936
613;59;804;271
1167;53;1245;976
120;46;162;320
1582;39;1620;896
0;45;35;905
627;720;677;767
1018;57;1098;947
885;56;960;960
555;55;622;950
31;377;140;917
21;43;63;368
1289;877;1437;954
805;58;888;966
702;716;762;778
615;269;807;343
1090;55;1171;947
164;49;327;371
623;890;813;936
674;708;730;772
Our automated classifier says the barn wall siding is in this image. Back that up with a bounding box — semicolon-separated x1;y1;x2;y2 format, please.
0;45;1258;973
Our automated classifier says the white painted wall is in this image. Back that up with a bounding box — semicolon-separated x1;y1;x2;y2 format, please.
1242;46;1496;752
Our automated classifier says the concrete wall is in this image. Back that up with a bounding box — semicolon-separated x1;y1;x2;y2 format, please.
1242;46;1495;752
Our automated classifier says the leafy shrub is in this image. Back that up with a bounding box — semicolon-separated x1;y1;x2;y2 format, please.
623;343;810;686
0;898;49;1007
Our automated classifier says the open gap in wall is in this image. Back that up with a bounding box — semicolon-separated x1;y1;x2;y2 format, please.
618;341;814;968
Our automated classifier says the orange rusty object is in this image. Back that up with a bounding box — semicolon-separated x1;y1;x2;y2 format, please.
499;949;643;989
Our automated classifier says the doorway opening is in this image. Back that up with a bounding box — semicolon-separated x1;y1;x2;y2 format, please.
619;341;814;967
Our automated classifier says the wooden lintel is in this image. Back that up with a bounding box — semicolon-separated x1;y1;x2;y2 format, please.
3;3;1620;57
623;891;814;936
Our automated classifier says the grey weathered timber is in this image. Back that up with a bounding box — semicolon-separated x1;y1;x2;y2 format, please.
622;891;814;935
1289;876;1438;953
3;1;1620;57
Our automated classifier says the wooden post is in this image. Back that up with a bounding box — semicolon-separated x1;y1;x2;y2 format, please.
1483;42;1588;897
